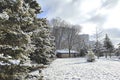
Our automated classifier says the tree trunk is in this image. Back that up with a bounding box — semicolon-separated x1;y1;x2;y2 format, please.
97;53;99;59
69;49;71;57
109;52;112;58
105;53;107;58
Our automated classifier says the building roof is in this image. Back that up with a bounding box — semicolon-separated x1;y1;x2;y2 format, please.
55;49;79;54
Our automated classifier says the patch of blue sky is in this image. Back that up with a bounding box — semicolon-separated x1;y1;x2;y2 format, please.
37;7;49;18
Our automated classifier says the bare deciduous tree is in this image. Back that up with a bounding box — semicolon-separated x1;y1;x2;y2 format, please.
51;18;81;57
94;27;103;59
51;17;67;49
65;25;81;57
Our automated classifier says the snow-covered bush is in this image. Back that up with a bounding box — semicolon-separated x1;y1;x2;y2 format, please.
86;50;95;62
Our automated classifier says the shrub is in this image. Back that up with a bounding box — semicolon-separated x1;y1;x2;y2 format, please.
86;50;95;62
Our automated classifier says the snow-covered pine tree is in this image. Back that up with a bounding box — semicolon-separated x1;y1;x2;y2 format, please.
30;18;55;64
0;0;54;79
103;34;114;58
94;41;103;58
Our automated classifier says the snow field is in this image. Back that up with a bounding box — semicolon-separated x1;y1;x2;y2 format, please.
42;58;120;80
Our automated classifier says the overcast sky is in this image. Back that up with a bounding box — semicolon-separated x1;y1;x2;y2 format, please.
37;0;120;47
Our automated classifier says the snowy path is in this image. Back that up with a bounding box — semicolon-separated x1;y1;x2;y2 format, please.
42;58;120;80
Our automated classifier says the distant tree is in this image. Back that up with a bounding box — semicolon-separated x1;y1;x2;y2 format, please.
94;41;104;58
51;17;67;50
65;25;81;57
76;38;88;57
115;43;120;56
103;34;114;58
94;27;103;59
51;18;81;57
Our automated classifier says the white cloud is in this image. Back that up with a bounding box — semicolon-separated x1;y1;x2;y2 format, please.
103;1;120;29
37;0;119;27
37;0;101;24
37;0;120;45
80;23;97;35
80;0;101;14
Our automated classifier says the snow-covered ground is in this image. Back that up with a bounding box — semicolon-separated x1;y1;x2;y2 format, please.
42;57;120;80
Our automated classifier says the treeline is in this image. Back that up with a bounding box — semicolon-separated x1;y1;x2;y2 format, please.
94;34;114;58
50;18;120;58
